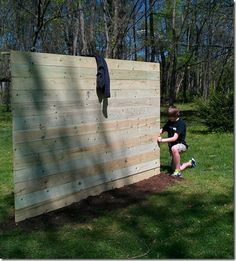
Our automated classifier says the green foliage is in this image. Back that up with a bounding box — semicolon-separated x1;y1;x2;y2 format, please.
195;91;234;132
219;62;234;92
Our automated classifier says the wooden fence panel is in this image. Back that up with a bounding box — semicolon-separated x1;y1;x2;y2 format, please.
10;51;160;222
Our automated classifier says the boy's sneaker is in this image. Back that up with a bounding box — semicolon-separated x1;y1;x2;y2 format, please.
172;170;183;178
190;158;197;167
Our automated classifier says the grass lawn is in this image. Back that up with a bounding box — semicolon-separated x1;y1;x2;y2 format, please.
0;103;234;259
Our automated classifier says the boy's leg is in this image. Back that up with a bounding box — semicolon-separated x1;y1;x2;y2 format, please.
171;145;181;170
171;156;175;172
180;161;192;171
171;144;196;175
180;158;197;171
171;144;188;176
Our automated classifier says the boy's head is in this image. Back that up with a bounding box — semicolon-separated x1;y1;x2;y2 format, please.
167;106;180;121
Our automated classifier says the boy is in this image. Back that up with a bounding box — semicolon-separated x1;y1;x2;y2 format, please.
157;106;196;177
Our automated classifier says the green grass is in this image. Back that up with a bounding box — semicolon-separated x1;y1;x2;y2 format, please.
0;106;13;222
0;103;234;258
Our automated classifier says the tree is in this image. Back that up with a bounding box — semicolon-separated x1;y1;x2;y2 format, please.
0;0;233;103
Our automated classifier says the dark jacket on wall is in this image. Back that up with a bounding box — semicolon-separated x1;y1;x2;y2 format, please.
95;55;110;98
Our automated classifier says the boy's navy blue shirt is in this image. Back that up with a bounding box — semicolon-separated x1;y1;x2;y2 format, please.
162;118;188;148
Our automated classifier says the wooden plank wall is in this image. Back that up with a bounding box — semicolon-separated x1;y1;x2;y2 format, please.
10;51;160;222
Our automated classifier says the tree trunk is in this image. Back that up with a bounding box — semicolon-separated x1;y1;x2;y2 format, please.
169;53;177;105
132;5;137;61
112;0;119;58
88;0;96;53
112;0;125;59
78;1;88;55
149;0;155;62
64;0;75;55
160;49;167;104
32;0;51;50
182;26;190;102
182;66;189;102
72;11;80;56
144;0;148;61
169;0;177;106
103;0;111;58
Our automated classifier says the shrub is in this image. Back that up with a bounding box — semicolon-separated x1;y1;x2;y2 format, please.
196;91;234;132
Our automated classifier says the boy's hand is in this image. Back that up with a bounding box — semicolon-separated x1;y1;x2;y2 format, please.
157;136;162;143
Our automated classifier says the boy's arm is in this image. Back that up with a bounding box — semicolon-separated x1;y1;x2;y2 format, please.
156;123;167;143
157;133;179;143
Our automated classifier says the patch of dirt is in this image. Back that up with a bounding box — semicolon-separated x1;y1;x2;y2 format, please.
1;173;183;231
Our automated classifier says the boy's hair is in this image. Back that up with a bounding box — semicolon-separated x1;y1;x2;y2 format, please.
167;106;180;118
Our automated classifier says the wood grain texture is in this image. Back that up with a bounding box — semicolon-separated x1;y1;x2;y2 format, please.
11;64;159;80
11;51;160;71
14;142;158;182
13;106;160;130
15;167;160;222
11;89;160;104
11;51;160;222
15;159;159;210
14;150;160;196
14;116;159;142
14;128;158;167
12;78;160;91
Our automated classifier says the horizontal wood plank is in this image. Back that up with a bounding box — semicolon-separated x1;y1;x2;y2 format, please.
14;131;158;170
14;116;159;143
11;63;159;80
12;78;160;91
13;122;158;159
13;105;160;131
12;97;160;117
15;167;159;222
11;51;160;72
15;160;159;210
11;89;160;104
14;141;159;182
15;150;159;196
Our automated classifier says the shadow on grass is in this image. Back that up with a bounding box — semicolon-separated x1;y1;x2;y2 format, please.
113;189;233;258
0;171;233;259
0;192;14;221
0;174;179;231
160;164;172;173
